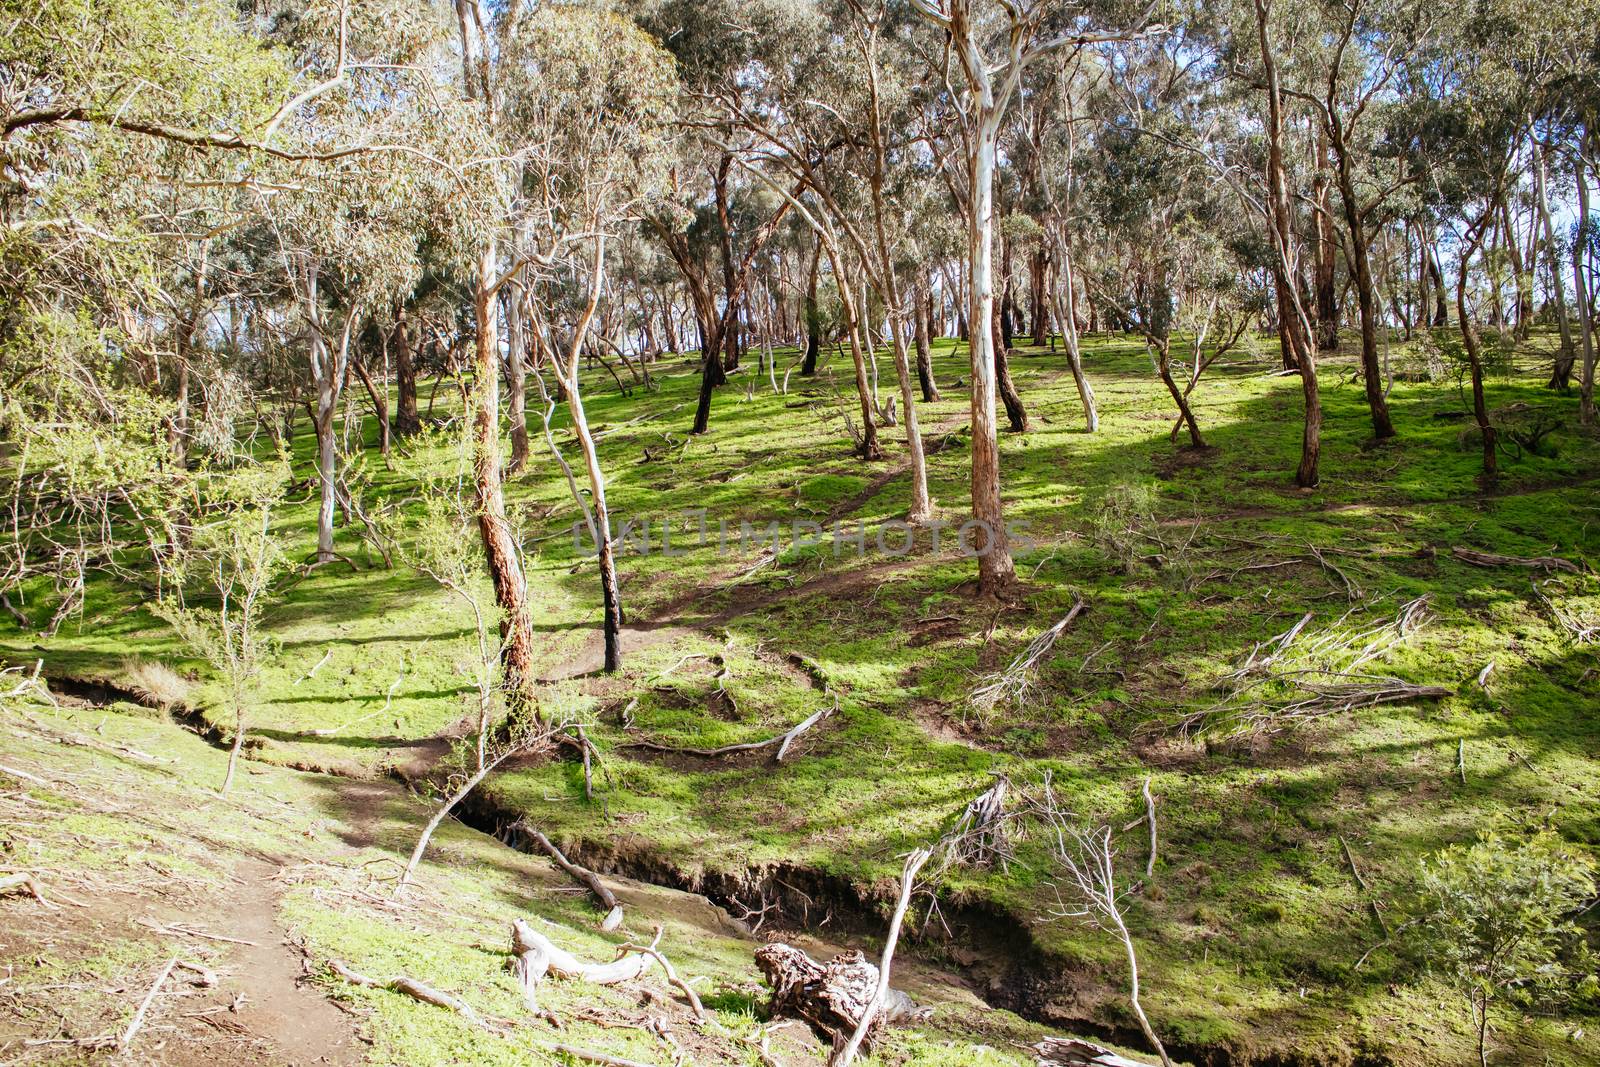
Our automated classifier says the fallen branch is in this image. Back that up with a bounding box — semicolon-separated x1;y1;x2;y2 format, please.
1451;546;1581;574
1142;777;1157;880
0;872;59;909
513;824;623;931
328;959;496;1030
509;919;654;1011
970;599;1087;717
623;696;837;762
1338;836;1389;937
617;925;705;1020
120;956;178;1049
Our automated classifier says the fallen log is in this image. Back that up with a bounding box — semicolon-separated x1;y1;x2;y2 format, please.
1033;1036;1161;1067
754;943;922;1053
1451;546;1581;574
509;919;654;1010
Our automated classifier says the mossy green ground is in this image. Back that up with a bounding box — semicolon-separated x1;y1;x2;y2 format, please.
4;327;1598;1065
0;695;1043;1065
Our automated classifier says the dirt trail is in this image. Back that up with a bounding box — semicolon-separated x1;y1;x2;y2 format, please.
207;857;359;1066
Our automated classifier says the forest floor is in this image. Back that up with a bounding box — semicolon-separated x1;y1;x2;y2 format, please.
3;326;1599;1065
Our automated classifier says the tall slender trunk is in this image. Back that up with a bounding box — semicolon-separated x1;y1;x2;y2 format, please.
1257;0;1321;486
1313;124;1339;350
1575;145;1595;425
506;278;531;472
1030;247;1049;346
914;286;939;402
1051;234;1098;432
471;242;538;711
1456;220;1498;479
393;308;421;437
1534;139;1576;389
802;240;823;376
822;241;881;460
967;114;1015;592
1331;133;1395;439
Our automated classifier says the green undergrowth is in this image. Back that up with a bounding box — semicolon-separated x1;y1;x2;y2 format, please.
4;327;1599;1064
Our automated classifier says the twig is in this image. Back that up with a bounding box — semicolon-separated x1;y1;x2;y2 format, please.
328;959;494;1029
296;648;333;685
1451;546;1581;574
1457;739;1467;785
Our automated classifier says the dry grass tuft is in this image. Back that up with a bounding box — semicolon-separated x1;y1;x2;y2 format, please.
122;658;193;713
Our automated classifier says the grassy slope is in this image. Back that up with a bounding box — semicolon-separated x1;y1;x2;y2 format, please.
4;327;1598;1064
0;694;1045;1065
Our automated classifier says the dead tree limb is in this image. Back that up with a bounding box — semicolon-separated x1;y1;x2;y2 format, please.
970;599;1087;717
617;925;704;1020
1142;777;1157;880
509;919;654;1013
513;824;623;931
328;959;496;1030
623;696;837;762
1451;546;1581;573
120;956;178;1050
832;847;932;1067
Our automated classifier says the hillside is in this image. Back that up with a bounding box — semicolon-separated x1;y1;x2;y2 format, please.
4;332;1597;1065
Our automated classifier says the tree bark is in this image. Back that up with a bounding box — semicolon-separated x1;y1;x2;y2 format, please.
1329;125;1396;439
471;242;538;711
393;308;421;437
1456;217;1498;480
914;286;939;402
803;238;823;375
1574;145;1595;425
1312;123;1339;350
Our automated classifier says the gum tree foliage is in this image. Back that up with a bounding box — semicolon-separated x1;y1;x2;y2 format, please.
1407;832;1598;1067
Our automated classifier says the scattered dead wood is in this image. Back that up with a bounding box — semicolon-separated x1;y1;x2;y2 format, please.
970;599;1086;718
1178;597;1449;736
512;824;624;931
1338;836;1389;937
622;695;837;762
1451;546;1581;574
754;943;922;1055
1033;1037;1160;1067
16;711;174;766
136;917;259;946
1531;578;1599;643
328;959;501;1031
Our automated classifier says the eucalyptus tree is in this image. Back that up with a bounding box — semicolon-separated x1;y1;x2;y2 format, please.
1273;0;1453;442
910;0;1160;594
501;6;677;673
634;0;820;437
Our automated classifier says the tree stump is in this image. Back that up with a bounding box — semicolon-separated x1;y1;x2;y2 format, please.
754;943;921;1051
